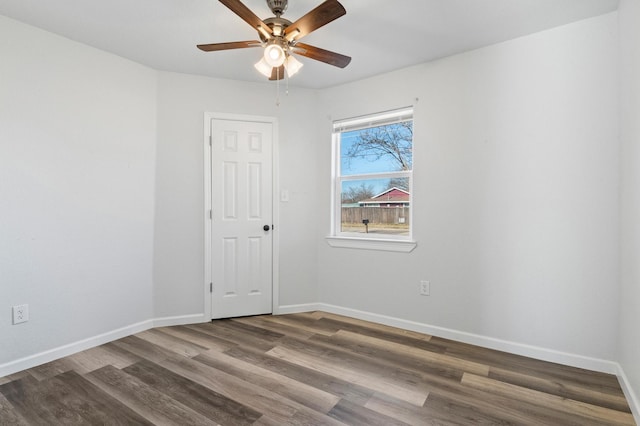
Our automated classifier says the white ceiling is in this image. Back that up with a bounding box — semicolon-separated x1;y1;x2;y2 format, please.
0;0;619;89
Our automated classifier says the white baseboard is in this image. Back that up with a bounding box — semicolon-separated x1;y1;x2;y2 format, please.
0;319;153;378
314;303;620;375
153;313;208;328
617;364;640;424
275;303;322;315
0;313;206;378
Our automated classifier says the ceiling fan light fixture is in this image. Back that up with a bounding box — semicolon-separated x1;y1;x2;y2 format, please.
264;41;286;67
285;54;303;77
254;57;273;78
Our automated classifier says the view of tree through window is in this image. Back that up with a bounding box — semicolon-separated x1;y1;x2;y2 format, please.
333;109;413;238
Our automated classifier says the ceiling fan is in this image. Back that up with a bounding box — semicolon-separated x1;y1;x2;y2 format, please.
197;0;351;80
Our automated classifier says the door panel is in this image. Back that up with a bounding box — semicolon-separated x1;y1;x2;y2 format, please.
210;119;273;319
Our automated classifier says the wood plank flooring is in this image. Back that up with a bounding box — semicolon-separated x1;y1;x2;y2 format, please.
0;311;635;425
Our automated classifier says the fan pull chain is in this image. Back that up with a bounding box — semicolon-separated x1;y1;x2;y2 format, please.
285;65;290;96
275;66;280;106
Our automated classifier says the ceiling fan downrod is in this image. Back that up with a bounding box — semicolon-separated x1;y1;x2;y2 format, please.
266;0;288;16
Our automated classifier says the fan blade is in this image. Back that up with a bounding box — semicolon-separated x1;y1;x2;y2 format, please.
219;0;273;38
292;42;351;68
284;0;346;42
269;65;285;81
197;40;261;52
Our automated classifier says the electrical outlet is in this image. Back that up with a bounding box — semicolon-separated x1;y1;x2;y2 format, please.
420;281;430;296
12;304;29;324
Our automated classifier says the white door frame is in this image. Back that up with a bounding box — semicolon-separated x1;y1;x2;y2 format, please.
204;112;280;320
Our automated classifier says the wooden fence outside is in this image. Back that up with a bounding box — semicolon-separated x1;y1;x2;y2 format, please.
341;206;410;225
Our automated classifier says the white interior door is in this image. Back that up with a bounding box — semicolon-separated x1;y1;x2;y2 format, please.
210;118;273;319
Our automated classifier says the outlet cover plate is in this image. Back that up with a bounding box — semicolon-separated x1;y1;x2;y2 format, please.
12;304;29;324
420;280;430;296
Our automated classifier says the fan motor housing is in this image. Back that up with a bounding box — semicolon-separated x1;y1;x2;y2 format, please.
261;17;292;42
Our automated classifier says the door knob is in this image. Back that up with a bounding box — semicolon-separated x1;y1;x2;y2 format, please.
263;225;270;231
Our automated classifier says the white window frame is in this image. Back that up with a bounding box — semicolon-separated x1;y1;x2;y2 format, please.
327;108;417;253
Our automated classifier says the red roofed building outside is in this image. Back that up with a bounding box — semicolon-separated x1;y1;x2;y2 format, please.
358;187;410;208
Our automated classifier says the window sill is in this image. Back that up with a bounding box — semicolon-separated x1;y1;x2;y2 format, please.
325;236;417;253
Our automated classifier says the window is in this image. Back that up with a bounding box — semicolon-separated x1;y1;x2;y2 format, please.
329;108;416;252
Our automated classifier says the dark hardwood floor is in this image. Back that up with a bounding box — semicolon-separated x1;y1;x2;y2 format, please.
0;311;635;425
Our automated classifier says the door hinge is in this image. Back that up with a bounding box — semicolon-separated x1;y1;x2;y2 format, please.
210;282;213;293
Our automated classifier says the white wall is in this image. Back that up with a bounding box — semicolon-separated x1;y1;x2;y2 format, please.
317;13;619;362
618;0;640;415
0;16;157;366
153;72;320;318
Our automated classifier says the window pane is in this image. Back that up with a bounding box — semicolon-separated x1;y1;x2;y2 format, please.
340;121;413;176
340;178;410;235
